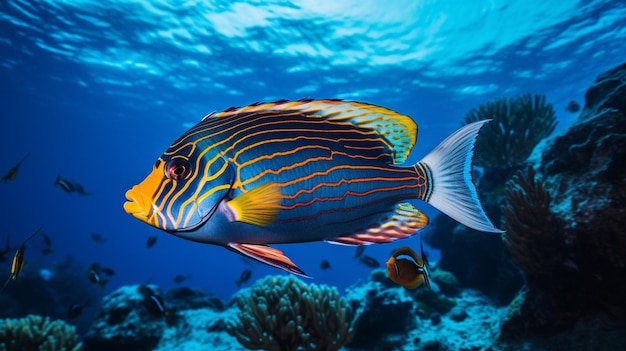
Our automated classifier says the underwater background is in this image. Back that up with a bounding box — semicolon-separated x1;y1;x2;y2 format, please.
1;1;626;350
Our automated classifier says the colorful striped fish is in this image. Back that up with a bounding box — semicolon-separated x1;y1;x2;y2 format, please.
124;99;501;276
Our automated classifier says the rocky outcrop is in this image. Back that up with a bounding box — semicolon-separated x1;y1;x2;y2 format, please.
500;62;626;340
82;285;167;351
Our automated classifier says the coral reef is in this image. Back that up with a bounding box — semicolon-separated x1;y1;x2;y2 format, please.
164;286;225;312
344;271;503;351
501;166;566;277
499;62;626;341
429;268;459;295
0;256;105;337
226;275;356;351
82;285;168;351
0;314;82;351
344;273;416;348
463;93;557;172
424;215;523;305
81;284;243;351
424;93;561;305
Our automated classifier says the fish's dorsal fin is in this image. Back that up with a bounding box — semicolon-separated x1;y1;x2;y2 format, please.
326;202;429;245
208;99;418;164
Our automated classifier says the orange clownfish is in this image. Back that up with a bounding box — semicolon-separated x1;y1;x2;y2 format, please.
386;245;430;289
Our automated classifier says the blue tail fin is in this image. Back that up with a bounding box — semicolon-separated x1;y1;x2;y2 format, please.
419;120;503;233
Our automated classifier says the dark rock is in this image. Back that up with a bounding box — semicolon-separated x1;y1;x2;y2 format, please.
579;62;626;123
424;216;523;306
501;62;626;340
411;288;457;317
344;277;416;348
449;307;468;322
430;312;441;325
165;287;224;311
83;285;166;351
423;340;450;351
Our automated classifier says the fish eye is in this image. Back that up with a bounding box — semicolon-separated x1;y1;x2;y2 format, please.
165;159;192;180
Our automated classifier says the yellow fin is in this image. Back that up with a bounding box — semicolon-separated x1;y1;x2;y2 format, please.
320;101;417;164
226;183;281;226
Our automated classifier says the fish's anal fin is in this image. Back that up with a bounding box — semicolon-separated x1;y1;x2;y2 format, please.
226;183;281;227
227;243;310;278
326;203;429;245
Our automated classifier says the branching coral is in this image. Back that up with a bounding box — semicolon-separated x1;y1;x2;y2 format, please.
464;93;557;170
227;275;357;351
501;166;565;277
0;315;82;351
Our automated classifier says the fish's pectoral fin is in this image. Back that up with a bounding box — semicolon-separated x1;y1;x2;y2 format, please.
227;243;309;278
326;202;429;245
226;183;281;227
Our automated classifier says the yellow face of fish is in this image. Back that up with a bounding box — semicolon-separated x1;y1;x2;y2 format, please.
124;151;235;233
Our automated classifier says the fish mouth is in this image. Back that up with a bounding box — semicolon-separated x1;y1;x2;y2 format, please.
124;180;233;233
123;162;166;227
124;186;158;226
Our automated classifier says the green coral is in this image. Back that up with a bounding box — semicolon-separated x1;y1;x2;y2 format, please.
430;269;459;287
0;315;82;351
464;93;557;170
413;289;457;318
227;275;357;351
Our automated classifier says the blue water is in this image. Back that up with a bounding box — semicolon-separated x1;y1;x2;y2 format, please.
1;0;625;305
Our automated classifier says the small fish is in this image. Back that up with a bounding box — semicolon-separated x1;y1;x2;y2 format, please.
1;153;30;182
40;232;53;254
354;246;366;259
173;274;191;283
235;269;251;286
359;255;381;268
87;265;109;288
241;257;254;266
90;263;116;276
0;227;42;293
141;287;176;325
90;232;106;243
320;259;331;270
100;267;116;276
67;302;90;319
565;100;580;113
55;175;90;195
144;293;166;316
123;99;502;277
386;235;431;289
146;235;157;248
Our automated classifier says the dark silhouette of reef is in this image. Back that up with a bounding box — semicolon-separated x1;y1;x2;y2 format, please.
425;92;559;305
426;62;626;346
0;256;105;338
499;62;626;340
